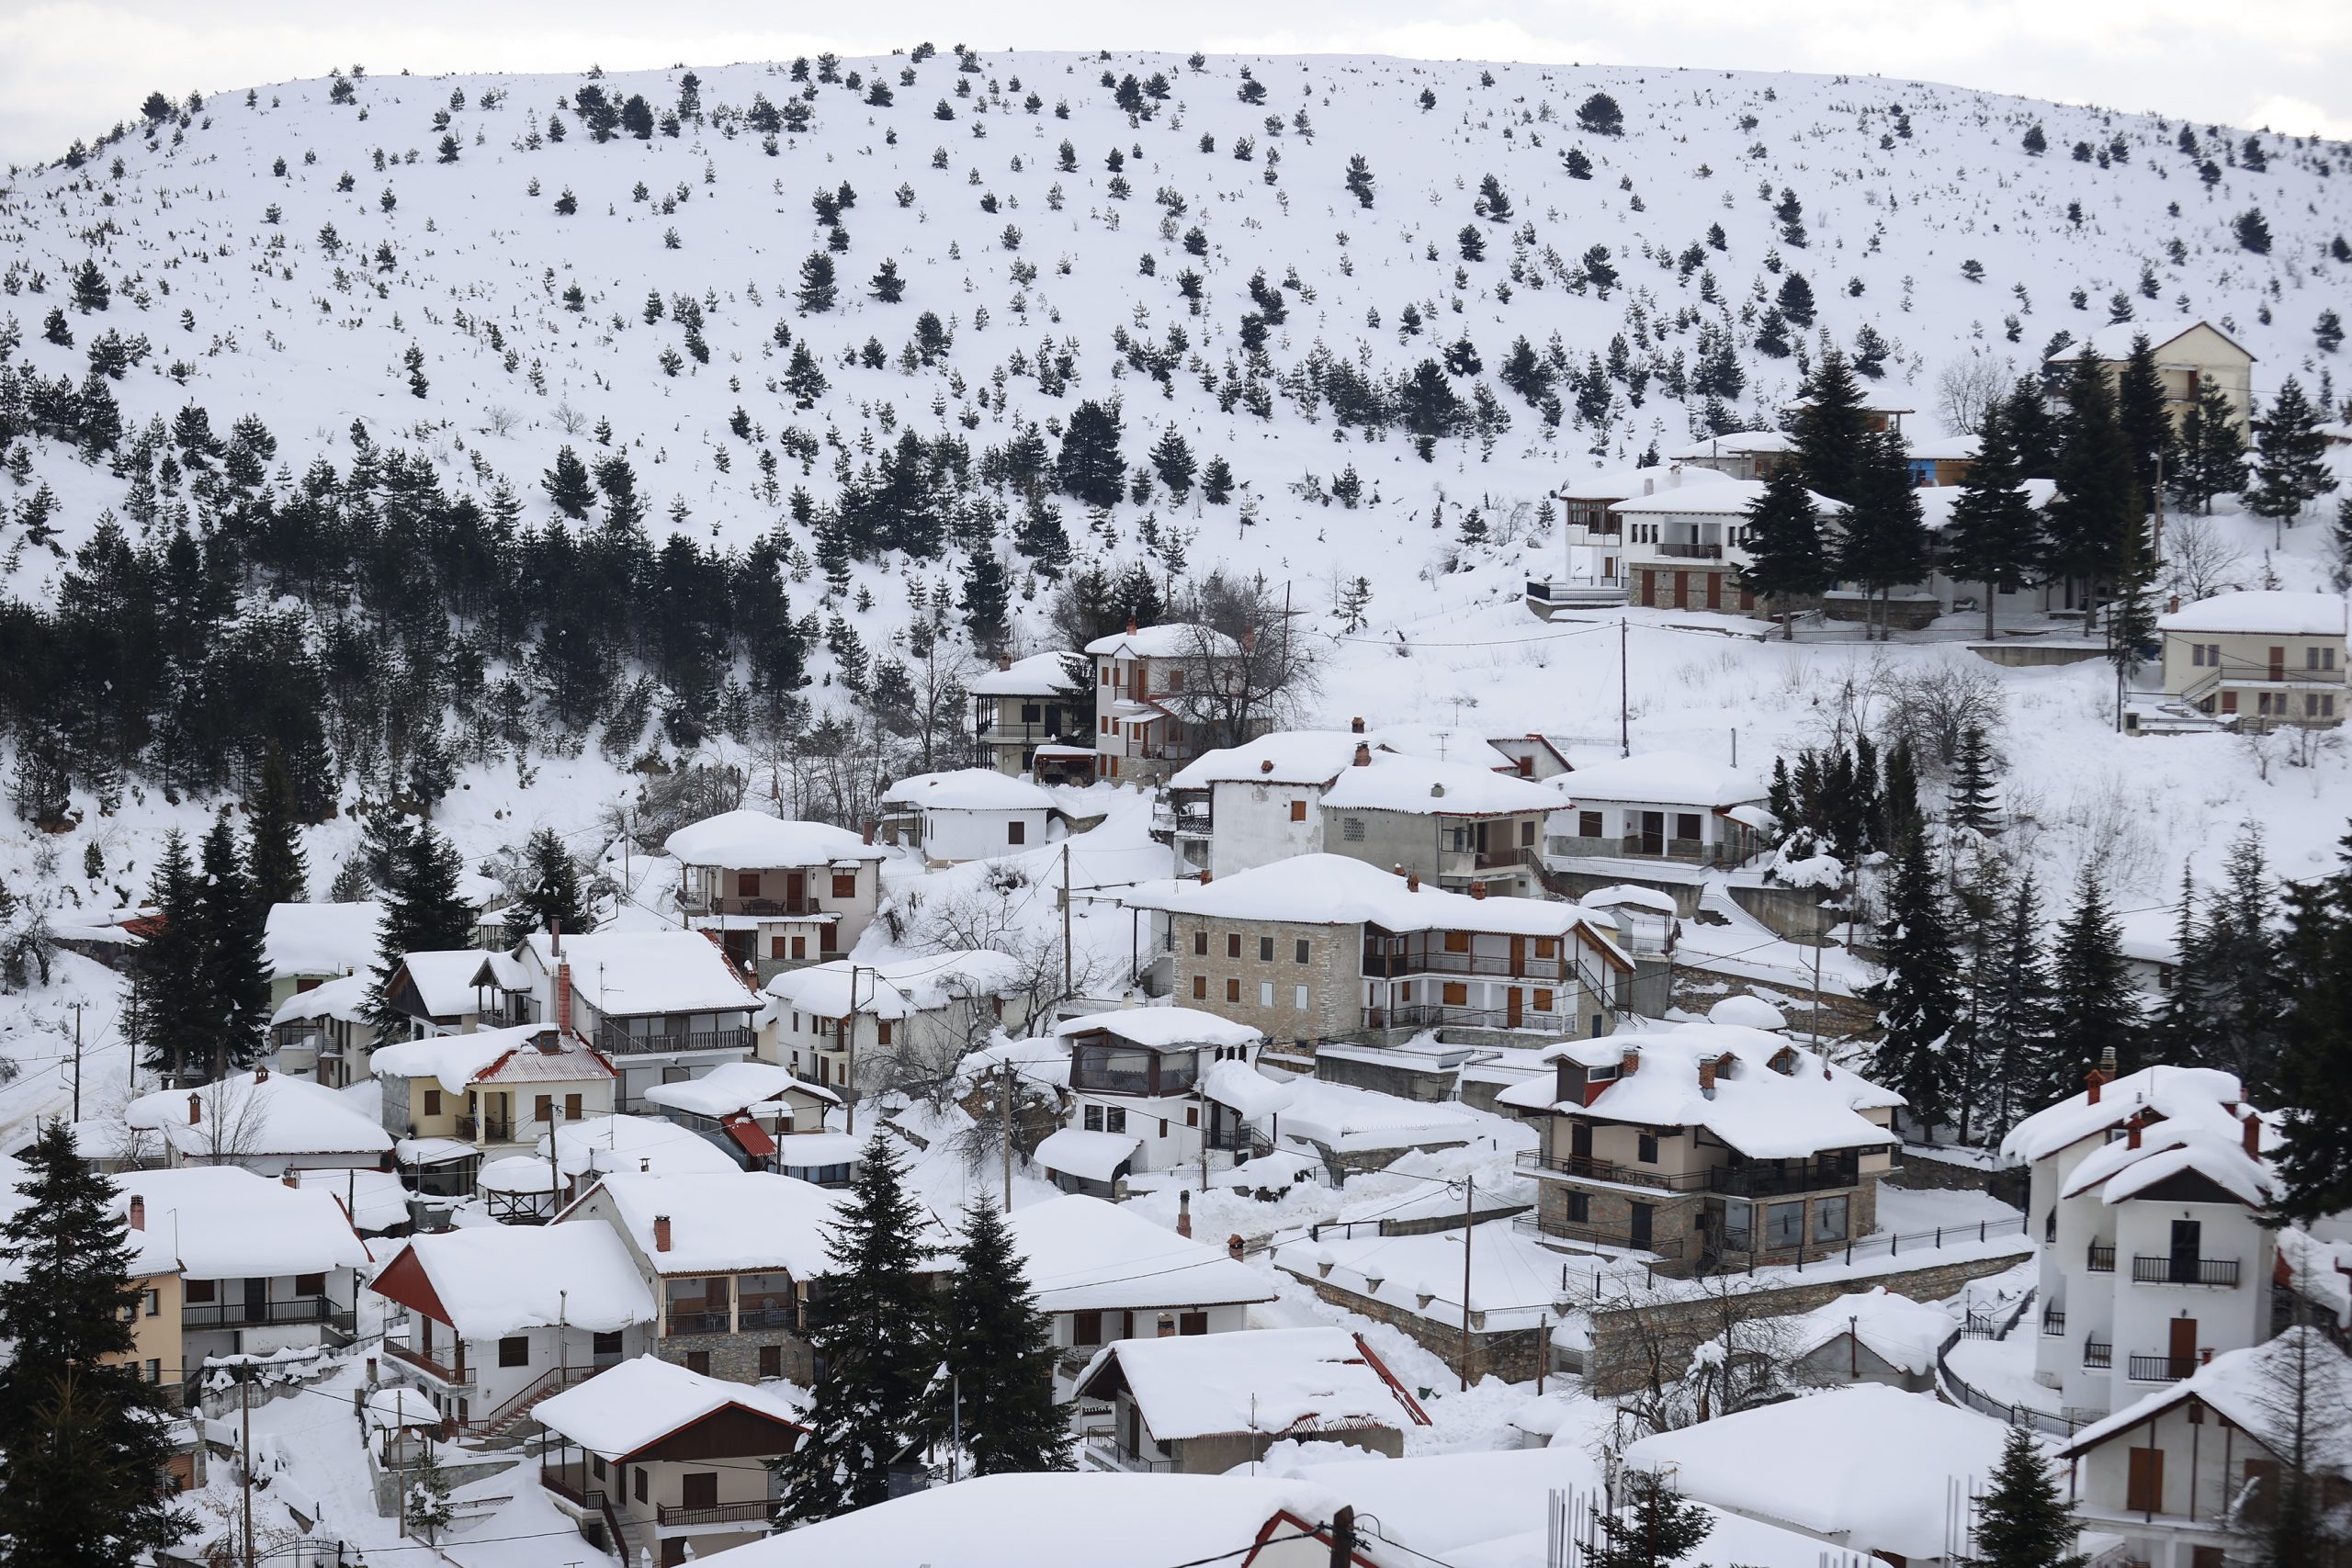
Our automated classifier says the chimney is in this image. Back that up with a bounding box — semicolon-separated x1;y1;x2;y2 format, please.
1125;616;1138;636
128;1195;145;1231
998;651;1012;671
1227;1234;1245;1263
1352;742;1372;768
1198;868;1212;885
654;1214;672;1252
2167;594;2181;615
1351;716;1365;734
1620;1047;1641;1076
254;1064;269;1084
283;1171;300;1190
556;960;573;1035
1644;476;1657;496
862;821;876;846
1698;1058;1717;1098
2084;1048;2114;1105
1240;629;1256;653
2201;1347;2214;1366
187;1093;201;1126
2127;1120;2142;1149
1260;759;1275;773
1469;881;1487;900
1406;873;1420;893
1177;1190;1193;1239
2243;1111;2262;1158
551;917;561;957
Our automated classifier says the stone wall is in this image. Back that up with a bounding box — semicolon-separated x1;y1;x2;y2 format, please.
1668;962;1882;1040
1885;1147;2029;1208
654;1327;811;1387
1283;1269;1551;1386
1169;913;1360;1047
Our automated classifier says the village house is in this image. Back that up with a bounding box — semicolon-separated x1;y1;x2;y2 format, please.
1087;620;1250;783
1611;479;1842;614
266;972;373;1088
759;949;1031;1100
1670;430;1800;482
1495;1020;1904;1274
1006;1194;1276;1381
1692;1285;1958;1400
2056;1329;2352;1568
1545;750;1772;874
639;1059;843;1172
261;897;380;1024
877;767;1060;863
511;930;760;1110
2000;1056;2278;1422
1163;728;1559;894
1915;479;2064;620
369;1222;656;1434
662;808;892;982
122;1066;393;1177
1486;733;1574;781
375;947;533;1039
536;1353;807;1567
969;649;1087;777
1036;1008;1270;1191
2154;590;2348;730
2046;318;2256;433
1073;1325;1430;1473
1905;433;1979;487
371;1023;617;1198
115;1166;371;1364
1128;854;1634;1051
541;1113;743;1203
21;1180;187;1408
557;1168;946;1385
1527;464;1734;614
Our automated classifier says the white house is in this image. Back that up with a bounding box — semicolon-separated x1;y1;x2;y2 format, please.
1004;1194;1276;1367
639;1059;842;1169
1611;479;1843;614
261;898;381;1014
1669;430;1801;483
662;808;893;980
759;950;1031;1099
1529;463;1736;614
376;947;532;1039
512;930;761;1110
371;1024;618;1195
969;649;1087;776
2001;1056;2278;1421
877;767;1059;863
1546;750;1772;872
1039;1008;1272;1190
369;1221;656;1432
2154;590;2348;730
541;1113;743;1201
121;1067;393;1176
267;972;375;1089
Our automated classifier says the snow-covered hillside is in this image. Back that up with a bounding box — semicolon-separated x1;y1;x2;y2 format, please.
0;48;2348;1138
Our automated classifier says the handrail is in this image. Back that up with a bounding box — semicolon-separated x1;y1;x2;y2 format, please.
1935;1292;2089;1437
2127;1353;2196;1383
2130;1255;2240;1288
658;1498;774;1527
458;1360;601;1438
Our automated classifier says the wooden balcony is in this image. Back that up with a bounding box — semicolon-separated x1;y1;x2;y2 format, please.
595;1024;756;1059
658;1498;774;1528
383;1337;469;1386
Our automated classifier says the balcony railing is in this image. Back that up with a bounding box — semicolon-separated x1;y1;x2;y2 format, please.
1365;1002;1576;1035
664;1309;732;1337
1363;950;1570;981
1518;1149;1711;1192
1512;1211;1686;1259
658;1499;774;1528
2086;1242;2117;1273
1656;542;1725;559
595;1025;756;1059
2131;1256;2240;1288
677;892;829;919
1080;1435;1177;1473
736;1304;797;1331
2042;1307;2067;1337
2083;1339;2113;1370
540;1465;603;1511
184;1297;350;1331
1515;1149;1870;1198
383;1337;469;1386
2128;1354;2196;1383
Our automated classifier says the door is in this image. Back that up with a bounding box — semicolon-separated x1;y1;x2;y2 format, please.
1509;936;1526;977
1570;1122;1593;1162
2268;646;2286;682
244;1277;268;1325
2168;1317;2199;1378
2126;1447;2165;1514
1673;570;1689;608
1506;987;1523;1030
2170;1219;2201;1283
681;1472;718;1510
786;871;806;911
1637;569;1656;607
1628;1201;1654;1250
1638;812;1666;855
1705;572;1723;611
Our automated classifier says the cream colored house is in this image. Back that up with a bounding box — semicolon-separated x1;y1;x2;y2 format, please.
2156;590;2347;730
372;1024;618;1196
662;810;893;984
969;649;1086;776
2048;318;2256;433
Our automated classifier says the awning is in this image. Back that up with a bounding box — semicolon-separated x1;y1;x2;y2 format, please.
1035;1127;1140;1184
723;1113;776;1159
1721;803;1778;830
1203;1060;1295;1120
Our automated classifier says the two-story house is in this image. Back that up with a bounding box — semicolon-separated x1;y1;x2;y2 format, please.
1038;1008;1268;1190
969;649;1087;777
121;1066;394;1178
372;1023;618;1197
2155;590;2347;730
1527;464;1736;615
2045;319;2256;434
116;1166;373;1364
639;1060;842;1170
90;1187;187;1407
1494;1021;1904;1274
536;1354;808;1567
877;768;1060;864
1163;731;1558;893
1669;430;1800;482
369;1221;656;1434
376;947;533;1040
759;950;1031;1101
542;1114;743;1202
1087;620;1247;783
2000;1055;2278;1422
1611;479;1844;613
1545;751;1772;875
512;930;760;1110
1127;854;1633;1051
1005;1195;1275;1378
662;809;893;983
261;900;381;1072
267;972;374;1089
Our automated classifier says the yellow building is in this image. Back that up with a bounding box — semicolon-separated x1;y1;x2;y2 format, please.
2048;318;2256;433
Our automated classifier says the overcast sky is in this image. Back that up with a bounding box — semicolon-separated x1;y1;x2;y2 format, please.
3;0;2347;168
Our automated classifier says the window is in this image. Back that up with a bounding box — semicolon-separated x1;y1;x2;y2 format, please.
831;873;857;898
1020;701;1043;723
1566;1191;1591;1224
499;1337;529;1369
1534;937;1558;960
423;1089;442;1117
1287;798;1308;824
1294;939;1310;964
143;1289;161;1317
295;1272;325;1297
187;1280;216;1304
2221;691;2239;715
1226;933;1242;959
535;1094;553;1123
1521;820;1536;846
1443;931;1471;953
145;1358;161;1384
759;1345;783;1379
592;1456;606;1481
593;1331;622;1356
1167;667;1185;690
1072;1311;1103;1345
1675;812;1702;842
1193;931;1208;955
1192;976;1207;1000
1636;1134;1658;1164
1579;811;1603;838
1100;666;1113;686
1084;1104;1103;1132
1180;1311;1208;1336
635;1466;651;1503
876;1020;894;1046
1342;818;1364;841
1765;1201;1804;1249
684;1352;710;1379
682;1472;718;1510
2310;694;2336;718
1007;820;1026;845
1294;986;1309;1010
1226;978;1240;1002
1532;988;1555;1011
1441;981;1468;1006
1813;1195;1849;1242
2309;645;2338;671
737;871;760;897
1259;981;1275;1007
1259;935;1275;962
565;1093;582;1120
1105;1107;1127;1134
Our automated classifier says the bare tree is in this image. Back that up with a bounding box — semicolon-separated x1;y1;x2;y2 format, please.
2161;513;2247;604
1160;570;1321;750
903;865;1107;1023
2235;1320;2352;1567
1935;355;2012;436
1883;663;2006;772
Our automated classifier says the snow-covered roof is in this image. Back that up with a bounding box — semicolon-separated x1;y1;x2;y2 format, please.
2114;908;2180;968
295;1167;411;1234
1170;728;1533;793
639;1060;839;1117
1623;1385;2013;1562
1579;884;1680;916
2060;1113;2274;1207
772;1132;866;1168
1054;1006;1264;1051
2063;1329;2352;1473
264;901;382;980
533;1353;805;1460
110;1167;371;1279
1554;751;1767;808
375;1223;652;1337
1906;434;1981;461
1125;853;1623;945
2155;589;2346;637
269;971;374;1026
762;949;1029;1020
1084;621;1238;659
371;1023;606;1095
1272;1077;1498;1153
520;930;758;1015
1078;1325;1427;1442
881;767;1056;813
390;947;524;1017
1916;478;2057;531
476;1155;563;1194
1319;750;1561;818
661;808;888;868
1768;1286;1957;1375
1006;1195;1275;1314
2054;317;2248;363
1611;478;1841;516
1556;461;1736;501
1203;1060;1295;1119
540;1115;743;1180
1268;1447;1601;1562
1998;1064;2248;1164
1706;996;1788;1031
124;1071;394;1159
1495;1021;1903;1159
1033;1127;1141;1184
1668;430;1798;458
967;649;1080;695
696;1472;1352;1568
569;1169;912;1277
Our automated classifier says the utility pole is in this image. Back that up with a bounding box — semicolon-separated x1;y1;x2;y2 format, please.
1618;616;1630;759
844;965;863;1136
1059;843;1073;1001
71;1003;84;1121
1458;1176;1475;1392
1000;1058;1014;1213
240;1367;255;1568
1329;1504;1357;1568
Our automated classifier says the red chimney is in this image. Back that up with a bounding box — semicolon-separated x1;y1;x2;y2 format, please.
1352;743;1372;768
1469;881;1487;900
556;960;573;1035
128;1195;145;1231
187;1093;201;1126
1260;759;1275;773
1406;873;1419;893
1227;1234;1245;1262
1177;1190;1193;1239
2084;1050;2113;1105
998;651;1012;671
283;1171;300;1190
1199;869;1212;885
1125;616;1138;636
862;822;876;846
2243;1111;2262;1157
653;1214;673;1252
1620;1047;1641;1076
1351;716;1365;734
2167;595;2181;615
254;1065;269;1084
1698;1058;1717;1094
2127;1121;2142;1149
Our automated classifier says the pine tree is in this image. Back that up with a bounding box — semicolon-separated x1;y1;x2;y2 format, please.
194;807;269;1079
2048;348;2137;624
0;1123;192;1567
1869;825;1963;1133
2004;377;2061;479
2249;378;2338;525
1343;153;1375;209
1978;874;2058;1134
796;251;839;313
1589;1470;1713;1568
2113;333;2175;509
959;547;1012;652
2050;866;2143;1085
1792;348;1872;503
1739;461;1830;638
1947;725;1999;835
71;258;111;313
542;445;597;519
2198;822;2283;1095
367;823;477;1038
1837;429;1930;640
777;1134;940;1521
1965;1427;2086;1568
2273;829;2352;1224
131;831;208;1082
245;741;309;906
509;827;587;941
1148;428;1197;497
869;257;905;303
2171;378;2247;513
1943;401;2043;638
935;1201;1070;1474
1055;400;1127;506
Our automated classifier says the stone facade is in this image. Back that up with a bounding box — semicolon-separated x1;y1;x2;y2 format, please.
1168;912;1361;1047
1283;1269;1550;1386
653;1325;812;1386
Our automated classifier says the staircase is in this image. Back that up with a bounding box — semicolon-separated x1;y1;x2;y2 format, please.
459;1363;603;1447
